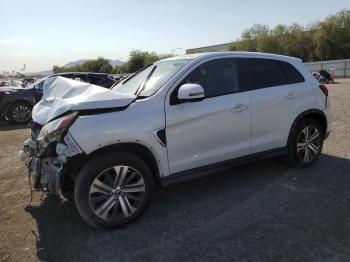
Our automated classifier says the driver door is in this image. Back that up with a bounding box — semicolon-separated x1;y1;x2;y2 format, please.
165;58;251;174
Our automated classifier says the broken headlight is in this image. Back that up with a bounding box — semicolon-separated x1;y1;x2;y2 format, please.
37;112;78;147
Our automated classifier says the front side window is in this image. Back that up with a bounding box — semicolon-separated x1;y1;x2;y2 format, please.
246;58;288;89
181;58;240;98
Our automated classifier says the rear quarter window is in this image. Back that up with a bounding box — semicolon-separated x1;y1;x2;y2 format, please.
280;61;305;84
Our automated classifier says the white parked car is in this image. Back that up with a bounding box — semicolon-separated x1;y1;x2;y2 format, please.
20;52;331;229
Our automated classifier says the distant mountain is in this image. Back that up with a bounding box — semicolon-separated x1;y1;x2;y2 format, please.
108;59;124;67
63;59;124;68
63;59;89;68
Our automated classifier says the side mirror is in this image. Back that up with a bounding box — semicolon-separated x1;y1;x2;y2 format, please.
177;83;205;101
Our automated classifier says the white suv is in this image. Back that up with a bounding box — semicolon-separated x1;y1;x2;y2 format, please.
20;52;331;229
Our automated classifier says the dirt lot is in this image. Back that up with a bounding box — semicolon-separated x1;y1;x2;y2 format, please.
0;79;350;262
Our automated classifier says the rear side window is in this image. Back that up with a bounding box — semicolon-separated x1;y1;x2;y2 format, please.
59;74;73;79
73;74;88;82
246;58;288;89
280;61;305;84
181;58;240;98
89;75;106;84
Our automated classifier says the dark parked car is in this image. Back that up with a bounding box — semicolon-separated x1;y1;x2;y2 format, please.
0;72;116;124
312;70;334;84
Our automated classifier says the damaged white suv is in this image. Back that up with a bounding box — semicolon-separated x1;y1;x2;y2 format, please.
19;52;331;229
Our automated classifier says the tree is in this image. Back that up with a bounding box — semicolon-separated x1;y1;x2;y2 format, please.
120;50;172;73
52;51;173;74
128;50;147;72
53;57;113;73
314;9;350;60
229;9;350;61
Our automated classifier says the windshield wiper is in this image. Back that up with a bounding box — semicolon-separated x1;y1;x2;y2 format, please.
119;64;154;86
135;65;157;97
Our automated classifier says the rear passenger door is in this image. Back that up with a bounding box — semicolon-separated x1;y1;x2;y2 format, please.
246;58;302;153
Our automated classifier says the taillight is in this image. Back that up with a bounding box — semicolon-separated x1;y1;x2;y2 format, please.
319;85;328;97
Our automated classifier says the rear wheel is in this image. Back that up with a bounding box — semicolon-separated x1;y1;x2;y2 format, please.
287;118;324;168
7;102;32;124
74;152;154;229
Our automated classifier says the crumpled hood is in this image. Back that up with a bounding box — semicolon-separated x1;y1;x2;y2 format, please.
32;76;136;125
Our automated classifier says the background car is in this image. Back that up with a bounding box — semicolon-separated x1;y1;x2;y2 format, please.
312;70;334;84
0;72;116;124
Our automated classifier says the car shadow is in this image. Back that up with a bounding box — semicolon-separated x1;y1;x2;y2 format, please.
26;154;350;262
0;120;28;131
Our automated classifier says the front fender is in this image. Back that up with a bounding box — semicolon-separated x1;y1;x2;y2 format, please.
68;96;170;177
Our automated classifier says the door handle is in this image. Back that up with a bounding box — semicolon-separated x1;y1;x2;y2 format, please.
286;92;298;99
231;104;249;113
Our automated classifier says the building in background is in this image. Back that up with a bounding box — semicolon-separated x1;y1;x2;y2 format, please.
186;44;350;78
186;43;231;54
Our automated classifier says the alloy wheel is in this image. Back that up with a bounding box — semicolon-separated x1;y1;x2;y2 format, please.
11;105;31;123
296;125;321;163
89;165;146;221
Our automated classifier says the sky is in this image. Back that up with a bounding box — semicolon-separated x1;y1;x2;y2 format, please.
0;0;349;72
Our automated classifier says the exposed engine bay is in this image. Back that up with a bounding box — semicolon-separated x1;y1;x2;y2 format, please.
19;121;82;195
18;76;135;195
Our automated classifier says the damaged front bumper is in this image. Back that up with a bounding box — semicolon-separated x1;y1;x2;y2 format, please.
19;131;82;195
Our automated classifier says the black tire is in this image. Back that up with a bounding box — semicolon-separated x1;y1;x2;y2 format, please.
74;151;154;229
7;102;32;124
59;176;75;201
287;118;324;168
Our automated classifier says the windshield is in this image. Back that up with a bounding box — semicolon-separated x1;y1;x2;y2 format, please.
112;59;191;97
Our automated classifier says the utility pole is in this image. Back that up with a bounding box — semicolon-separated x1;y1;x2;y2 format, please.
171;47;182;56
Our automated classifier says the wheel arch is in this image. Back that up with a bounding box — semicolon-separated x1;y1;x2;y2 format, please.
288;109;328;142
77;142;160;179
62;142;162;194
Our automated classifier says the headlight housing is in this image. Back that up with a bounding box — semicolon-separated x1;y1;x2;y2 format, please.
37;112;78;147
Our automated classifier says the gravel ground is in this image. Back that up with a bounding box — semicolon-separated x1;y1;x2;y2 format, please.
0;79;349;262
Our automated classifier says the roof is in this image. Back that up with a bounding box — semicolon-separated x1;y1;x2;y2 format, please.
163;51;301;63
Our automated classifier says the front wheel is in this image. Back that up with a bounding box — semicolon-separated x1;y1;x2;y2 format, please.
287;118;324;168
74;152;154;229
